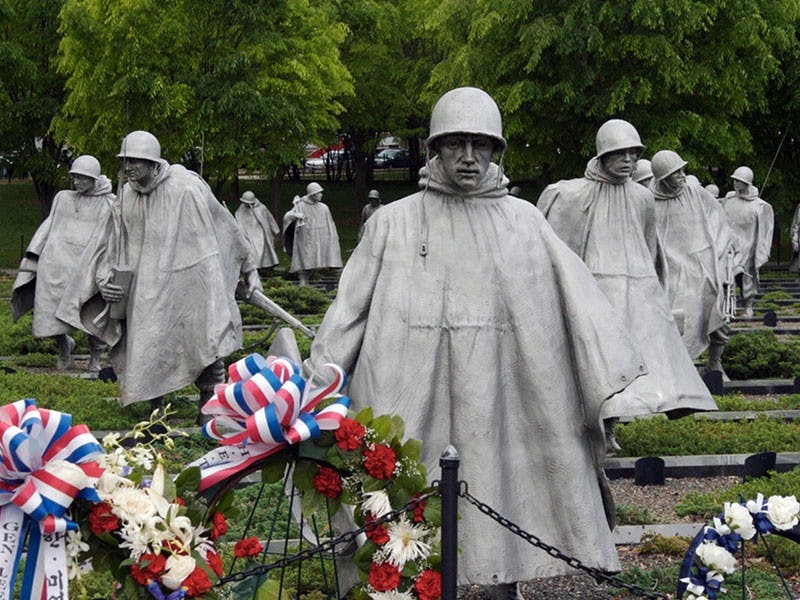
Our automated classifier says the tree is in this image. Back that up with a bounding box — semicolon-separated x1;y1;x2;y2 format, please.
421;0;800;191
56;0;352;210
0;0;69;217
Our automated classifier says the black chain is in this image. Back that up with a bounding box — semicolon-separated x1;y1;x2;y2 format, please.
216;491;438;585
458;482;669;599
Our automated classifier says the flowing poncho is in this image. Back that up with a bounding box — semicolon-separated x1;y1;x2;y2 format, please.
235;199;280;268
723;187;773;295
538;159;716;418
60;163;254;404
306;157;647;584
282;197;342;272
11;178;115;336
652;179;732;358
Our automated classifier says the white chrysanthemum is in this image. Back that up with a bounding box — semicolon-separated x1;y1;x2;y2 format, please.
724;502;756;540
368;590;415;600
384;516;430;568
110;487;157;522
363;490;393;519
767;495;800;531
117;521;153;561
695;542;737;574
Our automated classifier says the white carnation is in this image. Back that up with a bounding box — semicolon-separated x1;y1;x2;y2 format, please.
766;495;800;531
110;487;157;523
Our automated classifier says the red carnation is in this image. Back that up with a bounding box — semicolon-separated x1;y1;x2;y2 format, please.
129;552;167;586
88;501;120;535
365;515;390;545
363;444;397;479
312;465;343;499
206;551;224;577
414;569;442;600
234;536;263;558
210;511;228;540
369;562;402;591
334;418;366;451
411;493;426;523
174;497;186;506
183;565;213;597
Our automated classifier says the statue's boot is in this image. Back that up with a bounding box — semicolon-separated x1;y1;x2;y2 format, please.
56;334;75;370
706;340;730;382
195;359;225;426
298;270;310;286
87;335;106;372
604;417;622;454
744;301;754;318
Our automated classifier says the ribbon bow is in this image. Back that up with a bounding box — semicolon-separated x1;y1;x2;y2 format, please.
0;398;104;600
193;354;350;491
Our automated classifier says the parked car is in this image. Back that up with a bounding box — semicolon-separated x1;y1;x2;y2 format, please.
373;148;410;169
305;150;345;173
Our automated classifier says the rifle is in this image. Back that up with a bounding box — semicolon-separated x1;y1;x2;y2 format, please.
722;246;737;322
235;282;315;338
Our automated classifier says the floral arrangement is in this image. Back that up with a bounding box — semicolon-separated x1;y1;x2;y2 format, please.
677;493;800;599
194;353;443;600
69;409;228;599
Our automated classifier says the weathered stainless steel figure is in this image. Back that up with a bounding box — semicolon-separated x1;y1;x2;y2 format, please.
790;201;800;274
633;158;653;187
61;131;261;416
705;183;721;201
235;190;280;270
357;189;383;241
11;155;114;371
306;88;648;587
283;181;342;285
722;166;774;317
538;120;717;452
650;150;734;375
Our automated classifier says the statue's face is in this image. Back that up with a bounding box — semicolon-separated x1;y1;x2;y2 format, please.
663;169;686;190
733;179;749;193
308;192;322;202
72;174;95;194
123;158;158;187
437;134;494;191
600;148;639;178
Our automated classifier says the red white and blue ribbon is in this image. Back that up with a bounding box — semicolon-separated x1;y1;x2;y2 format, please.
193;354;349;491
0;398;104;600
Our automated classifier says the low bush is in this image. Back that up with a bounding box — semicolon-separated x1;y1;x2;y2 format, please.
714;393;800;411
722;330;800;379
615;504;656;525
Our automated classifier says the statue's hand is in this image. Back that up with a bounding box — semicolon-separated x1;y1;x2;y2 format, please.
244;270;263;300
99;282;124;303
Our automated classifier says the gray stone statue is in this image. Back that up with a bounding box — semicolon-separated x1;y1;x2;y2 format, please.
306;87;648;591
282;182;342;285
650;150;734;375
790;202;800;274
722;166;774;317
357;189;383;241
59;131;262;419
235;190;280;270
633;158;653;187
11;155;114;371
705;183;721;201
537;119;717;452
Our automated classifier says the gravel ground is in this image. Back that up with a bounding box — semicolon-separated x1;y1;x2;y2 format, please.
456;476;797;599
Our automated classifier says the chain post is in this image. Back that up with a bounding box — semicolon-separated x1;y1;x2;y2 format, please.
439;445;460;600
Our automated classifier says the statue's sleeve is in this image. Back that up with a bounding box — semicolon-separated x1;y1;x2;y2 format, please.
642;193;658;262
755;202;774;269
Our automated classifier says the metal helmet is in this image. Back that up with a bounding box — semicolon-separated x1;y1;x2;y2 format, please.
705;183;720;197
240;191;256;204
368;189;380;200
426;87;506;151
651;150;688;181
730;166;754;185
306;182;323;196
595;119;645;157
632;159;653;183
117;130;161;162
69;155;101;179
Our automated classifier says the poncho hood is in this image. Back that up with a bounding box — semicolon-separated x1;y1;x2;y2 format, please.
651;178;684;201
87;175;114;197
418;156;509;199
128;159;171;195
